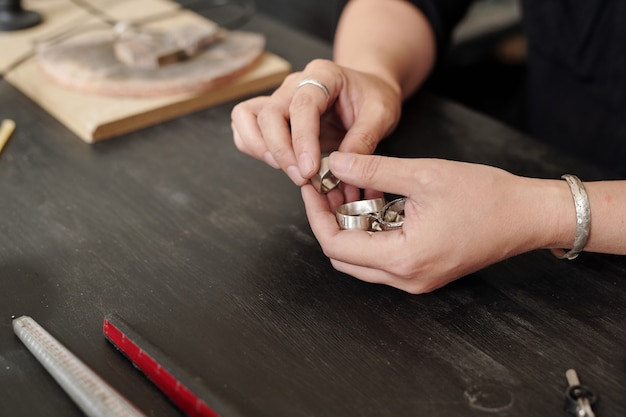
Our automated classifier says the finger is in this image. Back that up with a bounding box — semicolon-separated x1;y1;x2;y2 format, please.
290;77;335;178
257;83;307;185
329;258;397;286
325;187;346;213
301;184;341;237
336;92;398;155
231;97;272;160
331;259;440;294
328;152;415;197
340;183;361;203
233;123;280;169
323;183;364;213
363;188;385;200
337;117;385;156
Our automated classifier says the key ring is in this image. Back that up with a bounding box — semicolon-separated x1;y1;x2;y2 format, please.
336;197;407;231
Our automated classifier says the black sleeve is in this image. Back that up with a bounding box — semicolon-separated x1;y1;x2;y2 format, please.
406;0;474;59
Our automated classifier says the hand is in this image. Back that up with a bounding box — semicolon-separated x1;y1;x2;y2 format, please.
302;152;567;293
231;59;402;186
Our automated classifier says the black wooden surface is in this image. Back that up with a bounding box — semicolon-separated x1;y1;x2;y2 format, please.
1;11;625;417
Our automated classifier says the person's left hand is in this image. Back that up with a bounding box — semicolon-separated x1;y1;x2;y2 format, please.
301;152;567;293
231;59;402;186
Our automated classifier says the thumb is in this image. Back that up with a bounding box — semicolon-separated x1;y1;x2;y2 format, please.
337;107;396;156
328;152;412;196
337;125;382;156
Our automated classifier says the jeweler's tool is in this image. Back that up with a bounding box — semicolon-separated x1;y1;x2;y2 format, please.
564;369;597;417
12;315;147;417
103;314;221;417
0;119;16;155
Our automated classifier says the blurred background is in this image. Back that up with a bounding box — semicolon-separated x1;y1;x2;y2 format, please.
2;0;526;135
253;0;527;134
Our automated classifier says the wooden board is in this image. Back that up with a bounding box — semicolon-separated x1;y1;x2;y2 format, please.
0;0;291;142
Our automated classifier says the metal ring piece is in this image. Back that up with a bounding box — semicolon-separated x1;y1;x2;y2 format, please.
378;198;406;231
296;78;330;99
336;198;385;231
311;155;340;194
336;197;407;232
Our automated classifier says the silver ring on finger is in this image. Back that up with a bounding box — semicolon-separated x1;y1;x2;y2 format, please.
296;78;330;99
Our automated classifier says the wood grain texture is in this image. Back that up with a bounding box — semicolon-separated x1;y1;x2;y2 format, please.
6;50;289;142
1;11;624;417
1;0;290;142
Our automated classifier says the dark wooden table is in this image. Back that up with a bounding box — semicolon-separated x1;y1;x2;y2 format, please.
1;10;624;417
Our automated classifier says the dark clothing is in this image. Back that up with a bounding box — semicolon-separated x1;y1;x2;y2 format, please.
410;0;626;177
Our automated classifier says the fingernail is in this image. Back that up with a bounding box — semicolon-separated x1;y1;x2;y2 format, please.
263;151;280;169
329;151;354;174
298;151;315;177
286;165;306;185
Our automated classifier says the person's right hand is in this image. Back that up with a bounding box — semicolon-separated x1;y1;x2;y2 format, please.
301;152;573;294
231;58;403;186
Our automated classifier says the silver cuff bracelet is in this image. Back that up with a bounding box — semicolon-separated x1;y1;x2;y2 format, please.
551;174;591;260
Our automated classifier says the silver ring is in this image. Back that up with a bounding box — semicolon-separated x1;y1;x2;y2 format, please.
336;197;407;231
296;78;330;99
336;198;386;231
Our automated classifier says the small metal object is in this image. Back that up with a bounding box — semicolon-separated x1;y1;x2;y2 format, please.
311;155;340;194
564;369;596;417
296;78;330;99
336;198;386;231
378;197;406;231
336;197;407;231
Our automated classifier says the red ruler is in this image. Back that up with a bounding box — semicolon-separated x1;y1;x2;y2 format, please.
103;314;221;417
